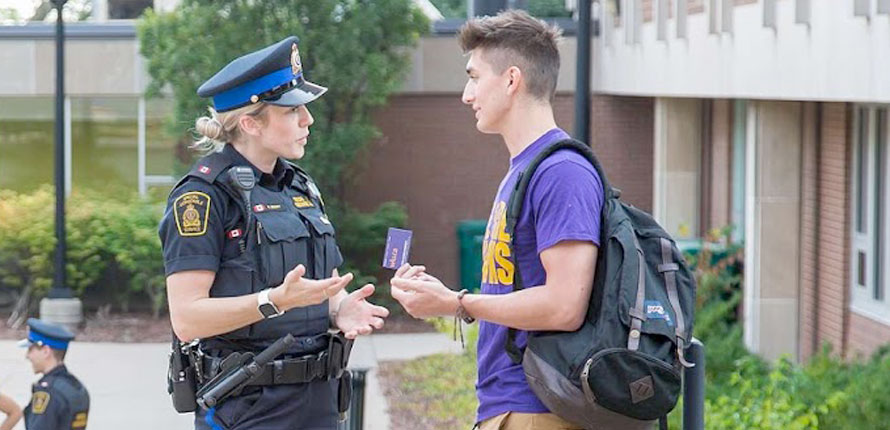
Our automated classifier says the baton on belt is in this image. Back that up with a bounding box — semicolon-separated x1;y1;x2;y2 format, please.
196;334;296;409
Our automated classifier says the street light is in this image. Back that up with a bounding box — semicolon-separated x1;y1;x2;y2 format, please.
41;0;83;330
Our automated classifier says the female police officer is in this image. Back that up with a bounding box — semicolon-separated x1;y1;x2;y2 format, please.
159;36;390;430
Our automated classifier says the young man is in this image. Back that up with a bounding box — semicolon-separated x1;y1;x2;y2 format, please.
18;318;89;430
390;10;604;430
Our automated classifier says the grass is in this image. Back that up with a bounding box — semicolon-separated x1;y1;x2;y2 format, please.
379;320;479;429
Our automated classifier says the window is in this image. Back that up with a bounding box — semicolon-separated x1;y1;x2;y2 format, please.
851;106;890;323
731;100;747;242
71;97;139;192
0;97;55;192
109;0;154;19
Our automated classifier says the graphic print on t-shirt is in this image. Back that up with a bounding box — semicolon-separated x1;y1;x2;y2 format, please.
482;201;515;286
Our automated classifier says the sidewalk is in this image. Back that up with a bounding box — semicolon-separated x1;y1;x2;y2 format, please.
0;333;462;430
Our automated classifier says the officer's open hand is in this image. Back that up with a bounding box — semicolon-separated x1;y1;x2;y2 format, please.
390;264;459;319
334;284;390;339
271;264;352;311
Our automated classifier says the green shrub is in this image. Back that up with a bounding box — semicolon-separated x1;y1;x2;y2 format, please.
0;186;406;317
705;356;844;430
0;186;166;314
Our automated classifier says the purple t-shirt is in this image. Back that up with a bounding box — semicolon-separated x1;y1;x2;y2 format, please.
475;128;604;423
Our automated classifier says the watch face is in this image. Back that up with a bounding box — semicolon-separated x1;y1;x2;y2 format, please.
259;303;278;318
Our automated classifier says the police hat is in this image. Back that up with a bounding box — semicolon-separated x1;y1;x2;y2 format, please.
197;36;328;112
18;318;75;351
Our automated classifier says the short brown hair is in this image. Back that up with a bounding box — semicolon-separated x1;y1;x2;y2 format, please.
458;10;562;101
52;347;66;362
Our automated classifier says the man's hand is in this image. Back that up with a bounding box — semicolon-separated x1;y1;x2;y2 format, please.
390;264;459;319
334;284;390;339
270;264;352;311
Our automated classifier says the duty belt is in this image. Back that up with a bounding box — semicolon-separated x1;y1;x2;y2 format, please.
201;334;353;386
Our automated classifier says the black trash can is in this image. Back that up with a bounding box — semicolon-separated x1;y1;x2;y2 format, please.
338;368;368;430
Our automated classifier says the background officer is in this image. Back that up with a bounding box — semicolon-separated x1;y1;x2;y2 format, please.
18;318;89;430
159;35;389;429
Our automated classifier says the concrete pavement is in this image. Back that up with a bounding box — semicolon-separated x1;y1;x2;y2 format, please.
0;332;462;430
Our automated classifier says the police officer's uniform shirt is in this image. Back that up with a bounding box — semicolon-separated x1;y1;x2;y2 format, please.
160;144;342;277
24;365;89;430
161;145;284;276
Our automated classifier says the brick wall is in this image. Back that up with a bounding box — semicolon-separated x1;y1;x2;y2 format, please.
590;95;655;213
814;102;851;355
345;94;655;287
848;312;890;358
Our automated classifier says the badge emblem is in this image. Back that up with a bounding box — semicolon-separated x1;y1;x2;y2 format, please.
293;196;314;208
291;43;302;76
173;192;211;237
31;391;50;414
198;165;211;175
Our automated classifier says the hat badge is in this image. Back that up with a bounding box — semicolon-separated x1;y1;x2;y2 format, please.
291;43;302;76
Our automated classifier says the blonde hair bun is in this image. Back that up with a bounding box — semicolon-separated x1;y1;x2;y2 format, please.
195;116;224;141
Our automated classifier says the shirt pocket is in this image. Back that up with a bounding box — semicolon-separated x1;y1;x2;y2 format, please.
300;211;343;277
255;210;311;287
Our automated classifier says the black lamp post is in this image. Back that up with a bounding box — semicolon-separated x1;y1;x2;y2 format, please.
48;0;71;300
574;0;592;146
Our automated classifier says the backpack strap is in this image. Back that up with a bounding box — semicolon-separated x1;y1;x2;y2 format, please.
627;234;647;351
659;237;695;368
503;138;617;364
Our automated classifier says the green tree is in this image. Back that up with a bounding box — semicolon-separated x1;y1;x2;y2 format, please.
138;0;428;290
429;0;570;18
138;0;428;190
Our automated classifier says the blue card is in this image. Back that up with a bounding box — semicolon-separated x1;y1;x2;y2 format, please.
383;228;413;269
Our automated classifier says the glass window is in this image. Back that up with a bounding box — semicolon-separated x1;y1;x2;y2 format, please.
856;107;869;234
70;97;138;192
145;98;176;177
731;99;747;242
109;0;154;19
0;97;55;192
851;105;890;323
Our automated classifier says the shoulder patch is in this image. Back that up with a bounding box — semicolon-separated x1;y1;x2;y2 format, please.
31;391;50;414
173;191;211;237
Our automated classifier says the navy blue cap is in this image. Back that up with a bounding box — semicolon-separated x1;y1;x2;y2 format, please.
18;318;75;351
197;36;327;112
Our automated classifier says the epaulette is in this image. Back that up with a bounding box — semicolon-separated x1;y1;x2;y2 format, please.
187;152;234;184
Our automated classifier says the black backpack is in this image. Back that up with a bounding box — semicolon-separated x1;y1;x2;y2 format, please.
504;139;696;429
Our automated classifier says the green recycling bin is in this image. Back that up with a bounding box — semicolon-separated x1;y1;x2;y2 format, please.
456;220;488;292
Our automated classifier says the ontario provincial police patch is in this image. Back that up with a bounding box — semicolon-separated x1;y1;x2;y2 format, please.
174;191;211;237
645;300;673;327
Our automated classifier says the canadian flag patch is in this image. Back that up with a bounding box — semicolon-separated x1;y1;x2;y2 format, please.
198;165;211;174
227;229;243;239
253;204;266;212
